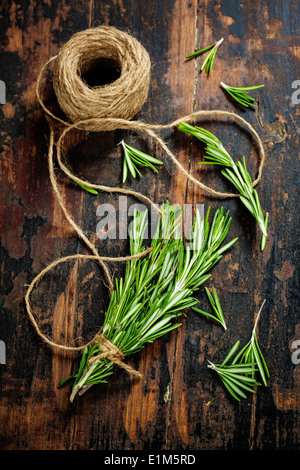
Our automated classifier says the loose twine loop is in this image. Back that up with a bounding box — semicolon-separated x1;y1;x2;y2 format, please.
26;25;266;379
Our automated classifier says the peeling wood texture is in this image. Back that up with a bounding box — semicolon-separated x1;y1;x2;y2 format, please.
0;0;299;451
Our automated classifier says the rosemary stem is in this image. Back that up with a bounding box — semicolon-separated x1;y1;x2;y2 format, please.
207;360;215;369
258;217;268;238
70;360;101;403
252;299;266;335
220;81;228;89
215;37;224;48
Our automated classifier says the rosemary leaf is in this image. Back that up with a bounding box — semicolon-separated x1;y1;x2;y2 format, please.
221;340;240;366
73;179;98;194
185;43;215;60
193;286;227;330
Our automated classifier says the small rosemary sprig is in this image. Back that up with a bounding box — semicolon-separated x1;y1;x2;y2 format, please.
208;300;269;401
193;286;227;330
178;122;268;250
121;140;163;183
220;82;264;108
59;203;238;402
208;340;261;401
231;299;269;386
185;38;224;74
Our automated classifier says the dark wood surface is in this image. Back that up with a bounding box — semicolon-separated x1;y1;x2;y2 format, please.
0;0;299;451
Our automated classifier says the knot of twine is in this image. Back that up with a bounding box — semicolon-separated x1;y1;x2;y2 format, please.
89;334;142;379
26;25;267;380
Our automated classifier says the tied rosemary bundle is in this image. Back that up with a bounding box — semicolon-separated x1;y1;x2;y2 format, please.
59;203;238;402
178;122;268;250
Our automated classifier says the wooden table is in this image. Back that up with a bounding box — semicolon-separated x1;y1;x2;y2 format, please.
0;0;299;451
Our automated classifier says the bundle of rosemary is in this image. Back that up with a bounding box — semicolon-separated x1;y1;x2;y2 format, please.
59;203;238;402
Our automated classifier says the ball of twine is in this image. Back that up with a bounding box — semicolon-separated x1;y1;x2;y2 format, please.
52;25;151;130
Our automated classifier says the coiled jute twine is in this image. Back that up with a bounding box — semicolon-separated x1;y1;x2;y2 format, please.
25;25;266;379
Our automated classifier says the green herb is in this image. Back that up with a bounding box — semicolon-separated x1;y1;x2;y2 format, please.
59;202;238;402
121;140;163;183
185;38;224;74
260;212;268;252
193;286;227;330
231;299;269;386
73;179;98;194
208;300;269;401
178;122;268;250
220;82;264;108
207;341;261;401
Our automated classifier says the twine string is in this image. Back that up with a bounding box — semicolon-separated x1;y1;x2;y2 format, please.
89;334;142;378
25;26;266;378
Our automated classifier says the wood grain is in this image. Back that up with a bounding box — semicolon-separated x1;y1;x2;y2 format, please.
0;0;299;450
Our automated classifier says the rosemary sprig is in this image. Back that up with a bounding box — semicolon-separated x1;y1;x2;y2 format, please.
208;301;269;401
193;286;227;330
208;341;261;401
178;122;268;250
121;140;163;183
185;38;224;74
220;82;264;108
59;203;238;402
231;299;269;386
